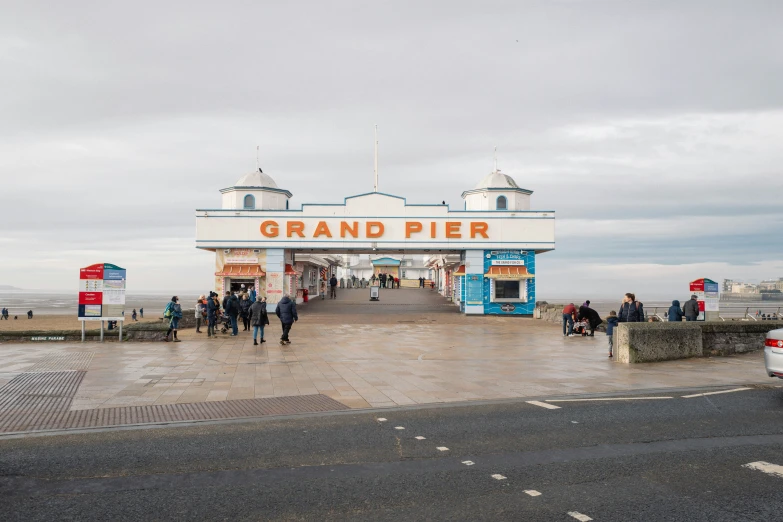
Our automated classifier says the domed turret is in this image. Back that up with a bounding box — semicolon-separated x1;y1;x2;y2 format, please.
220;168;292;210
462;168;532;211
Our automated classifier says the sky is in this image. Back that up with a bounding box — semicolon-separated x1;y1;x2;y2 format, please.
1;0;782;299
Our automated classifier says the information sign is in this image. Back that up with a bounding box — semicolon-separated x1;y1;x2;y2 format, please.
465;275;484;305
78;263;126;321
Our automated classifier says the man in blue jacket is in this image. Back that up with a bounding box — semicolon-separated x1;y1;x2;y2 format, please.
275;295;298;345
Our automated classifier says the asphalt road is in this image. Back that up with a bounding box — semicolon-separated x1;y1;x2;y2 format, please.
3;385;783;521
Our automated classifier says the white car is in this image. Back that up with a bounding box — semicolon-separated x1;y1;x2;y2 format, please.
765;328;783;378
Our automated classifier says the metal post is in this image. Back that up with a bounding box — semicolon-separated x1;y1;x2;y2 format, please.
81;320;85;343
119;320;123;342
100;321;104;343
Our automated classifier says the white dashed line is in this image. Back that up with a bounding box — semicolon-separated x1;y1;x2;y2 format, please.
682;387;752;398
571;421;579;424
394;426;405;430
743;461;783;478
491;474;507;480
567;511;593;521
462;460;475;466
524;490;541;497
547;397;673;402
415;436;426;440
376;418;387;422
436;446;449;451
526;400;561;410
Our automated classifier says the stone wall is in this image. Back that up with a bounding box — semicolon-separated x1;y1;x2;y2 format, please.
615;321;783;363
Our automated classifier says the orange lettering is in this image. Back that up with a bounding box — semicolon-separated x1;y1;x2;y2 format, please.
430;222;437;238
445;222;461;238
366;221;384;238
313;221;332;238
470;222;489;239
287;221;305;238
405;221;423;238
260;220;279;238
340;221;359;238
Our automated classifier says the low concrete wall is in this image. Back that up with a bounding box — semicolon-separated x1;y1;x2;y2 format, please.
616;321;783;363
0;321;172;344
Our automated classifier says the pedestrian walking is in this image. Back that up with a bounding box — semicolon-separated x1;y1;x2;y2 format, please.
667;300;684;322
196;295;207;333
163;296;183;342
240;294;252;331
132;309;137;321
249;285;257;303
562;303;577;336
249;297;269;346
330;274;338;299
1;307;7;320
275;294;298;345
207;292;219;337
618;293;645;323
683;295;700;321
27;310;33;319
577;301;602;336
139;307;144;318
606;311;619;358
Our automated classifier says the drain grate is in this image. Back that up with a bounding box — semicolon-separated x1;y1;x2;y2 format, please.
25;353;94;373
0;394;348;434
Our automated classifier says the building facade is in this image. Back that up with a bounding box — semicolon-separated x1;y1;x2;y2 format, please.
196;167;555;315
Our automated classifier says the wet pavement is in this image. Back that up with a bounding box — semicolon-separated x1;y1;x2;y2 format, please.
0;288;771;432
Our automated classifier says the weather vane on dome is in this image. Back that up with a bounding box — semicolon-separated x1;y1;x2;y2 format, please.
493;146;499;172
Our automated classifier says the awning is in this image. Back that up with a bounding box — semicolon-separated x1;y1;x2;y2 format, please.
215;264;265;277
485;266;535;279
284;264;298;275
453;265;466;276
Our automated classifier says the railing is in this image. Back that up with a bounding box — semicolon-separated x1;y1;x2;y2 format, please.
649;306;781;322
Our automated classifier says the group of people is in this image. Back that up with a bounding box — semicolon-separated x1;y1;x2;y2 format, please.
166;285;298;346
0;308;32;320
756;311;780;320
372;273;399;289
130;308;143;321
666;295;702;322
563;293;647;358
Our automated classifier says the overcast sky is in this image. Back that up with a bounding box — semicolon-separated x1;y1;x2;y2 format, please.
1;1;782;299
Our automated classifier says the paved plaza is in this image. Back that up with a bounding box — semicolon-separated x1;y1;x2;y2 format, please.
0;288;769;422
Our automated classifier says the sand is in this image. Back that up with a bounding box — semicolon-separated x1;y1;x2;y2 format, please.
0;315;163;332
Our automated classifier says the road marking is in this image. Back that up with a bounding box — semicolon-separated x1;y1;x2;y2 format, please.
526;400;561;409
743;461;783;478
567;512;593;521
682;387;752;398
394;426;405;430
547;397;673;402
436;446;449;451
415;436;426;440
376;418;387;422
571;421;579;424
491;474;507;480
462;460;474;466
524;490;541;496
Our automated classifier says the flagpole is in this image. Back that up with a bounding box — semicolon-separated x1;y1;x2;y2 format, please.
374;125;379;192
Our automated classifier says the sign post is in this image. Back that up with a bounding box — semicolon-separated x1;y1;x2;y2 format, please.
79;263;127;342
689;278;720;321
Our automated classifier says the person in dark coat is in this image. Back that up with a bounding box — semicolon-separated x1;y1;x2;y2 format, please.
249;297;270;346
329;275;338;299
207;292;219;337
239;294;252;331
225;291;240;336
618;293;644;322
606;311;619;358
275;295;298;345
668;300;684;322
577;301;602;336
683;295;700;321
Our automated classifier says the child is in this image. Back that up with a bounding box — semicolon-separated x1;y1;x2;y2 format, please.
606;311;619;358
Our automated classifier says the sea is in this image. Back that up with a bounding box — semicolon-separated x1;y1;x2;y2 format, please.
0;292;201;316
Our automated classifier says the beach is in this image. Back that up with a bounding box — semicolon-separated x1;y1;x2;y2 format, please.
0;314;163;332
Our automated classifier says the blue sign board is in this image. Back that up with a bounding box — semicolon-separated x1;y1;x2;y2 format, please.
465;275;483;305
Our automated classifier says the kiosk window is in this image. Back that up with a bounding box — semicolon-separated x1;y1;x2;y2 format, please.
494;280;520;299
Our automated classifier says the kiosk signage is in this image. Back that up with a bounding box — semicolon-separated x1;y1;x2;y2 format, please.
78;263;127;342
689;278;719;321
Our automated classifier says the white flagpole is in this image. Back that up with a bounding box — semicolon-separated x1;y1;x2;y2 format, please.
374;125;379;192
256;145;260;171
